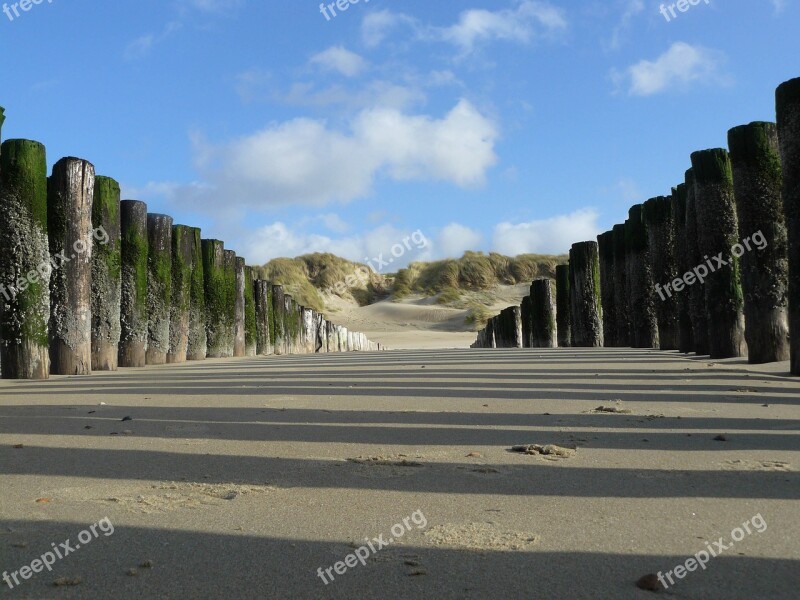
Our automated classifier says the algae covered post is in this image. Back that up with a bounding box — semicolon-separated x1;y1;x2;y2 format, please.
91;176;121;371
0;139;51;379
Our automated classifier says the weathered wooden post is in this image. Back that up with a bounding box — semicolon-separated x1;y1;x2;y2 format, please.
254;280;272;355
202;240;232;358
233;257;246;357
316;313;327;353
625;206;659;348
271;284;286;355
569;242;603;347
555;264;571;347
597;230;617;347
612;223;631;347
145;214;173;365
684;169;709;355
285;295;302;353
496;306;522;348
729;121;790;364
776;77;800;374
672;184;694;353
520;296;533;348
167;224;193;363
186;228;207;361
91;176;121;371
244;266;257;357
119;200;148;367
222;250;237;357
642;196;679;350
301;307;315;353
691;149;746;358
47;157;95;375
0;139;51;379
326;320;338;352
530;278;556;348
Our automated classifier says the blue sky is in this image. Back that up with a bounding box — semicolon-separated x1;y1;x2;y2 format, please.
1;0;797;268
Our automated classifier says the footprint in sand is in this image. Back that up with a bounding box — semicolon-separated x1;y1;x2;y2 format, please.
345;455;425;479
100;482;275;514
722;459;793;472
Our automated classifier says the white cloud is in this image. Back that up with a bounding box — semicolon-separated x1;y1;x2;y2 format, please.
361;2;567;54
613;42;727;96
492;209;601;255
309;46;368;78
178;99;498;210
439;1;567;53
770;0;788;13
435;223;484;259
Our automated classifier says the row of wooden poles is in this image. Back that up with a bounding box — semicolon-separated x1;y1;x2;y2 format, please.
0;110;382;380
473;76;800;376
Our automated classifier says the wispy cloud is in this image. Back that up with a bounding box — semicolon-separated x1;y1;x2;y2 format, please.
612;42;729;96
309;46;369;78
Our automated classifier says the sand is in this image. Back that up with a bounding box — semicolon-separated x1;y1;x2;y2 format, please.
1;347;799;599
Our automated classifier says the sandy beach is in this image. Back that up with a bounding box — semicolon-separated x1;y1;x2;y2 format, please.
2;347;798;599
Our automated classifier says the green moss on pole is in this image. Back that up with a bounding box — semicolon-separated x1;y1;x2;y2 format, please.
671;183;694;354
597;230;617;347
642;196;679;350
186;228;207;361
168;224;193;363
691;149;746;358
569;241;603;347
91;176;121;371
625;206;659;348
0;139;50;379
612;224;630;347
728;121;790;364
233;256;246;357
776;77;800;374
530;278;556;348
555;263;571;347
119;200;148;367
222;250;237;357
47;157;95;375
145;214;173;365
684;169;709;355
202;240;232;358
244;266;257;356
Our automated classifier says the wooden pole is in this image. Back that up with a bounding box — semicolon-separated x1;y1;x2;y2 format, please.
186;228;207;361
625;206;659;348
271;284;286;355
201;240;231;358
684;169;709;355
254;280;273;355
728;121;790;363
244;266;257;357
555;264;571;347
167;224;193;363
642;195;680;350
145;214;173;365
47;157;94;375
221;250;237;357
776;77;800;374
597;230;617;347
0;139;51;378
671;183;694;353
569;242;603;347
233;257;246;357
612;223;631;347
520;295;533;348
691;149;746;358
530;278;556;348
91;176;121;371
119;200;148;367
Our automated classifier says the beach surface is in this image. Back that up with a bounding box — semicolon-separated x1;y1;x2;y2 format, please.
1;347;799;599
